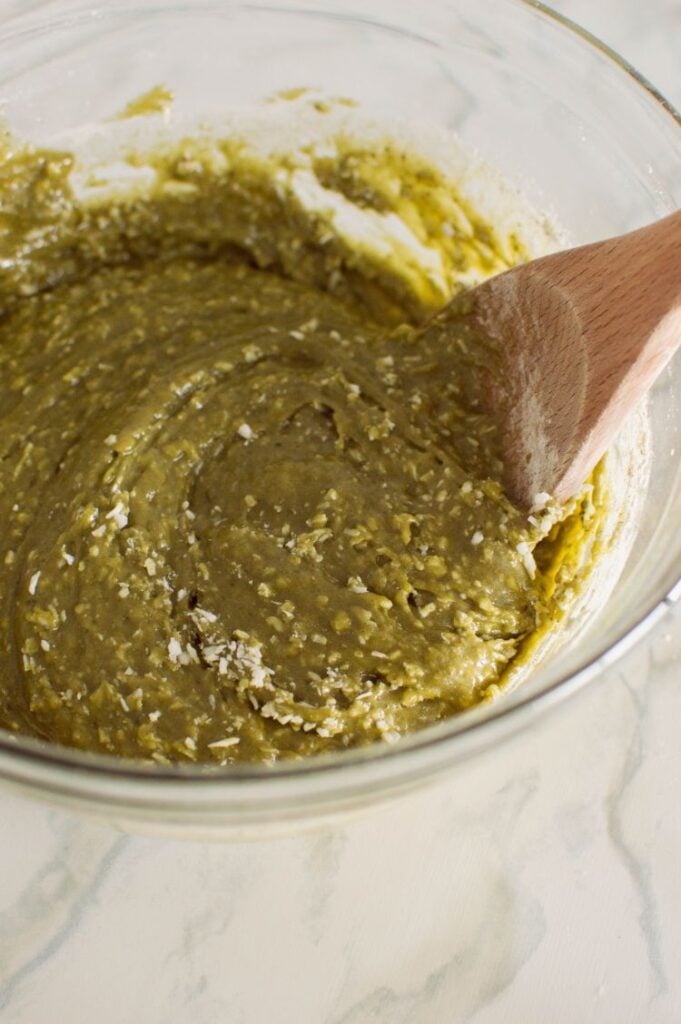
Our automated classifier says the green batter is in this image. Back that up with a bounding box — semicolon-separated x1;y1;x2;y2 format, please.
0;100;598;763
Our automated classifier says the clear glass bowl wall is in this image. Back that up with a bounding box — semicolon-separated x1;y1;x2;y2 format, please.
0;0;679;838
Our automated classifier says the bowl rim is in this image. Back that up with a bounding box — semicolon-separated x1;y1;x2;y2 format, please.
0;0;679;793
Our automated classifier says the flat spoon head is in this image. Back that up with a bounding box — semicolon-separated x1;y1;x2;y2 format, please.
444;210;681;510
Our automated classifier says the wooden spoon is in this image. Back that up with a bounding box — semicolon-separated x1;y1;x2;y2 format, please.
445;210;681;510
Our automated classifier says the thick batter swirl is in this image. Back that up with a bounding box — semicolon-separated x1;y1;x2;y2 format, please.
0;106;597;763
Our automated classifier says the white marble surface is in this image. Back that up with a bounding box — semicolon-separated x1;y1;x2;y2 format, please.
1;2;680;1022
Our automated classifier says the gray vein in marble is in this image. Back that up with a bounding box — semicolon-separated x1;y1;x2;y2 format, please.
436;770;541;848
0;828;128;1014
463;886;545;1024
161;852;257;1021
435;59;477;134
329;871;545;1024
325;773;546;1024
490;772;541;833
459;776;547;1023
329;957;453;1024
303;831;347;944
605;659;667;1001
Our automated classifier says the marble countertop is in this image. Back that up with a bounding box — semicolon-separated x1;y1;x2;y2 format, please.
1;2;680;1022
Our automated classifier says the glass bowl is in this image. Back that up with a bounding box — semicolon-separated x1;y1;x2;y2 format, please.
0;0;679;839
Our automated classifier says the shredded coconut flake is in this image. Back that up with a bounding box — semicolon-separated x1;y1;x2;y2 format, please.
516;540;537;578
208;737;240;749
168;637;183;663
191;607;218;624
106;501;129;529
530;491;552;513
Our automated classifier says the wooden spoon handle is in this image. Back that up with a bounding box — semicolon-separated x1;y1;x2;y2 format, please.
475;209;681;507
